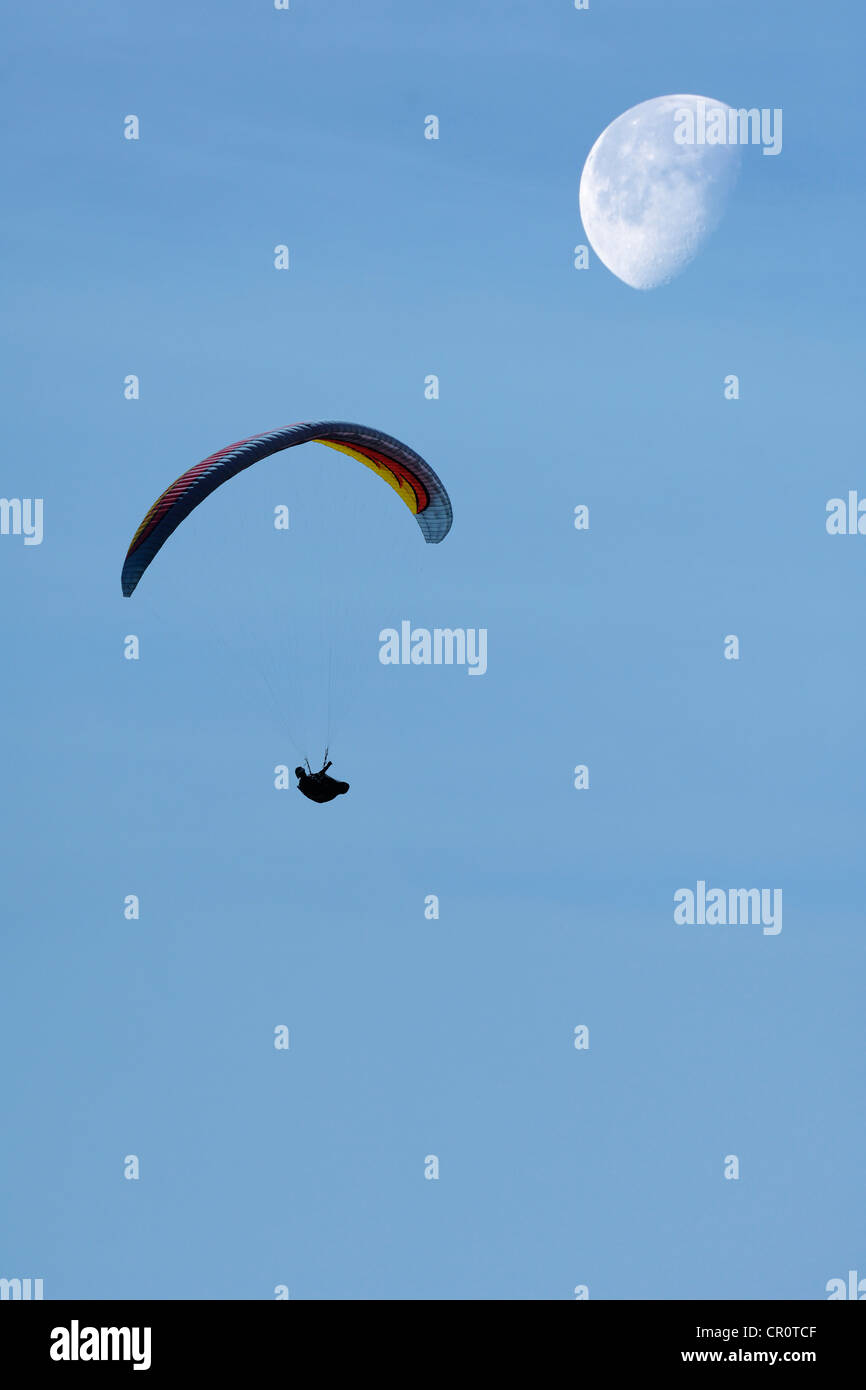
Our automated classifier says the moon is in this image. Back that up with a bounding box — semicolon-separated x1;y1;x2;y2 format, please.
579;94;741;290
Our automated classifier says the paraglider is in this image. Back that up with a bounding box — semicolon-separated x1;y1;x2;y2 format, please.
295;756;350;804
121;420;452;802
121;419;452;597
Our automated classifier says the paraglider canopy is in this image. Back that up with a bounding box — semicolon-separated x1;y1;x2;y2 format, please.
121;420;452;596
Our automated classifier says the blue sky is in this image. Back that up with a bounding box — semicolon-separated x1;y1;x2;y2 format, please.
1;0;863;1299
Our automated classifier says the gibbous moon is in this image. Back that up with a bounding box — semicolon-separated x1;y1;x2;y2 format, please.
579;94;741;290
